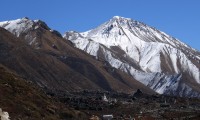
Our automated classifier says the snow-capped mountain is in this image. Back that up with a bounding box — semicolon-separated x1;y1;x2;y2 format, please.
64;16;200;97
0;17;61;49
0;17;156;94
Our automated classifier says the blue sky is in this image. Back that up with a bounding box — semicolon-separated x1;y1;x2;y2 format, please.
0;0;200;50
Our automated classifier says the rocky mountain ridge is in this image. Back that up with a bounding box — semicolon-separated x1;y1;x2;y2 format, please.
0;17;155;95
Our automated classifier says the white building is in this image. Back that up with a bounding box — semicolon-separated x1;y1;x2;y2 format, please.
103;94;108;102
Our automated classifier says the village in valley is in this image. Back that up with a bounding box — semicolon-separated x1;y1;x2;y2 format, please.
52;89;200;120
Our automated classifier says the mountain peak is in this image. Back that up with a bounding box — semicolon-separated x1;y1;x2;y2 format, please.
111;16;133;24
83;16;189;48
22;17;30;20
112;16;131;20
113;16;122;19
0;18;34;37
65;16;200;97
0;18;52;37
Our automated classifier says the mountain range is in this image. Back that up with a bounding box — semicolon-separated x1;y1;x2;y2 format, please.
0;17;154;95
0;16;200;98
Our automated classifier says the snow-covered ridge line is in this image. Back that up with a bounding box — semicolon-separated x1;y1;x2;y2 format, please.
64;16;200;97
0;17;63;48
0;17;35;37
0;17;54;37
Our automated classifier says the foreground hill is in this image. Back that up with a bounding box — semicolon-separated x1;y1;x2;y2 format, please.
0;65;87;119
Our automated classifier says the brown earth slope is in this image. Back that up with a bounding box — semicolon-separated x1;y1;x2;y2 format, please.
0;22;155;95
0;65;87;120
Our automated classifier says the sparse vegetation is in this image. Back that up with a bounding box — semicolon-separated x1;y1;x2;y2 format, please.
58;90;200;119
0;66;87;120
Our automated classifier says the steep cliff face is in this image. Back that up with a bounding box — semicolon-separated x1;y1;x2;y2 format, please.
64;16;200;97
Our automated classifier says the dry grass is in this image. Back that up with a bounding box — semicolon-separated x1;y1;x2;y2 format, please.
0;66;87;120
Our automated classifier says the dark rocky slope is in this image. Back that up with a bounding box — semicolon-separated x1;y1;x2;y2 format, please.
0;19;155;95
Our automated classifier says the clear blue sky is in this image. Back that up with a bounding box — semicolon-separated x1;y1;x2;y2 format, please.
0;0;200;51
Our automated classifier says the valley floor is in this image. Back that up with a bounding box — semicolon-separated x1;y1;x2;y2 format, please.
58;90;200;120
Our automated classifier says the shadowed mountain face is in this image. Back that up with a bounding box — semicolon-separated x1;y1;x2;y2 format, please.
64;16;200;97
0;65;88;120
0;18;155;95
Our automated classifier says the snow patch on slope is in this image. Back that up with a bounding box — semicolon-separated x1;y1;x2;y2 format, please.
0;17;34;37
